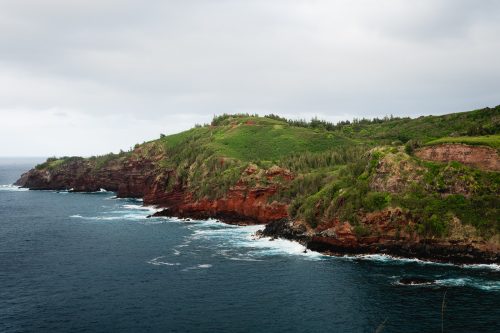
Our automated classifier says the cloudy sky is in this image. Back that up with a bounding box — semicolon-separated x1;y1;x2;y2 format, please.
1;0;499;156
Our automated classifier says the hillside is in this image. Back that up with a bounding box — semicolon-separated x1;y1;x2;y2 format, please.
16;105;500;264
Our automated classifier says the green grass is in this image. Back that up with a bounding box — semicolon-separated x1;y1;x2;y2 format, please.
425;135;500;149
157;116;355;162
210;122;353;161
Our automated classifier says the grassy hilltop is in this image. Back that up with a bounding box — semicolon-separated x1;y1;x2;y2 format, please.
36;106;500;239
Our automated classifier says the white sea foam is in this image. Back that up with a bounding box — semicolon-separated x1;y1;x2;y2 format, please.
69;213;147;221
182;219;326;261
228;256;263;262
69;201;162;222
339;253;500;272
435;278;500;291
107;196;141;201
461;263;500;272
147;256;180;266
187;219;500;268
122;204;158;214
344;254;454;266
0;184;29;192
139;220;171;225
391;275;500;291
181;263;212;271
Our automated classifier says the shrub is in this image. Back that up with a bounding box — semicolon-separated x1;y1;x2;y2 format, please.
404;139;421;155
364;192;390;211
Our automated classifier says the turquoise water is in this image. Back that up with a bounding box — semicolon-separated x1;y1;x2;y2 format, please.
0;159;499;332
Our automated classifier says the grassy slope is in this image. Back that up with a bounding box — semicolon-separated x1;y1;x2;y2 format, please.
155;105;498;163
159;116;354;162
211;124;352;161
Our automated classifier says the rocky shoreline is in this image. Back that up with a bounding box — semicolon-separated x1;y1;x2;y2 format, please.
147;209;499;265
255;219;500;265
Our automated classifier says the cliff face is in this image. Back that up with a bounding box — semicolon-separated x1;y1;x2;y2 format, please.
15;157;158;197
415;144;500;171
153;185;288;224
15;154;289;225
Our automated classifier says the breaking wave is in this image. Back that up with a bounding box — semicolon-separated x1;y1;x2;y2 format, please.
69;201;157;222
392;276;500;292
340;253;500;272
0;184;29;192
180;219;326;262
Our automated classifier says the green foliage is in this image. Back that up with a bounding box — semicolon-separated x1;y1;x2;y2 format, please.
364;192;390;211
92;153;121;170
288;155;372;227
280;145;370;173
32;106;499;239
35;156;84;170
348;106;499;143
425;135;500;149
404;139;422;155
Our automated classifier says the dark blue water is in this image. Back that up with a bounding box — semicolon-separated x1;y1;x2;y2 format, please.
1;158;499;333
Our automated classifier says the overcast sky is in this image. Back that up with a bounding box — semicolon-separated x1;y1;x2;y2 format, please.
1;0;499;156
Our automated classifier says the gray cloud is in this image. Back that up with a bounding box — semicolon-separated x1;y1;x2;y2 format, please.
0;0;499;156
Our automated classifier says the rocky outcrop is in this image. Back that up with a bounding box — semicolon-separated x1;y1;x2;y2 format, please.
415;144;500;171
260;209;500;264
370;149;424;193
15;157;158;197
15;155;289;225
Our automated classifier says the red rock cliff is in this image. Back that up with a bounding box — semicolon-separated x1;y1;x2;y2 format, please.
16;155;289;224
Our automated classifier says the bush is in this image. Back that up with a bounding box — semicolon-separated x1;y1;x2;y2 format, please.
404;139;421;155
364;192;390;211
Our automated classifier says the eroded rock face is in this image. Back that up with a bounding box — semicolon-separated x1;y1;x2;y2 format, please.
370;149;424;193
15;158;159;197
415;144;500;171
164;185;288;224
15;157;289;225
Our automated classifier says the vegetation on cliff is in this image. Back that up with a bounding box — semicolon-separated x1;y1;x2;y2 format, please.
28;105;500;243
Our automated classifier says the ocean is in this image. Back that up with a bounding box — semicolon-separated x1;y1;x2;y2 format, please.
0;158;499;332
